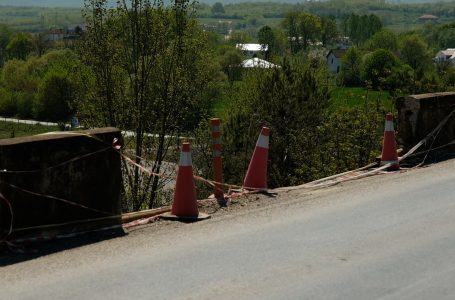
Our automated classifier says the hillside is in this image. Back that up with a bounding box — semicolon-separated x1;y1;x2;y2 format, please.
0;0;114;7
0;0;449;7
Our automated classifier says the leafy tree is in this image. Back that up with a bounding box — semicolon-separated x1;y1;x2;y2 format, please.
36;69;75;122
211;2;225;15
342;13;382;45
340;47;363;86
0;49;82;120
257;25;275;59
6;32;34;60
283;11;321;53
218;47;243;81
229;31;251;45
362;49;399;89
81;0;214;211
399;34;432;80
364;29;398;52
422;22;455;51
320;16;338;47
222;60;330;187
0;24;12;66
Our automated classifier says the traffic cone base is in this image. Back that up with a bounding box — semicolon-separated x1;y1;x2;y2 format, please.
160;212;211;222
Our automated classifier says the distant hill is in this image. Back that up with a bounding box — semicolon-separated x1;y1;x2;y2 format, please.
0;0;116;7
0;0;449;6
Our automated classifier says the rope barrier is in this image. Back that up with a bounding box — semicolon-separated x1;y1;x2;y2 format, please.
0;192;13;244
2;109;455;250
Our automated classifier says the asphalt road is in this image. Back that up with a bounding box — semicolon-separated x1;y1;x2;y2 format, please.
2;159;455;299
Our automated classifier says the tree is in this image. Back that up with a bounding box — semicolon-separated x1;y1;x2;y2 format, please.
257;25;275;59
211;2;225;15
0;49;82;119
364;29;398;52
229;31;251;45
362;49;399;89
283;11;321;53
6;32;34;60
399;34;432;80
81;0;213;211
342;13;382;45
222;60;330;187
36;70;75;122
340;47;363;86
0;24;12;66
219;47;243;81
320;16;338;47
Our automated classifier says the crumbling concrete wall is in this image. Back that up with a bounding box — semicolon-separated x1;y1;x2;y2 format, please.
0;128;122;238
396;92;455;151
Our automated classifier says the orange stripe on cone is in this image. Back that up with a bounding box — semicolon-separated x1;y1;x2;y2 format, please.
381;113;399;170
161;143;210;221
243;127;270;190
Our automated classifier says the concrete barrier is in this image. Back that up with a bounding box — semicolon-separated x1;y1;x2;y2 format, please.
396;92;455;152
0;128;122;239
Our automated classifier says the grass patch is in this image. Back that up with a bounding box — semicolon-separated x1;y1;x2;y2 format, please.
0;120;61;139
329;87;394;112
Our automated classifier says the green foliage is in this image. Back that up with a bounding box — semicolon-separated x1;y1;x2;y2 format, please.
0;87;16;116
342;13;382;45
211;2;225;15
308;104;384;178
422;22;455;51
0;49;82;121
364;29;398;52
80;0;215;211
36;70;75;121
222;60;330;187
0;24;12;67
218;46;243;81
229;31;252;44
257;25;274;59
340;47;363;86
320;16;338;47
6;32;34;60
399;34;432;80
282;11;321;53
362;49;399;89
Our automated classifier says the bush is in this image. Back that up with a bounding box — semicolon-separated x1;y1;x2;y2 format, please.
0;88;16;116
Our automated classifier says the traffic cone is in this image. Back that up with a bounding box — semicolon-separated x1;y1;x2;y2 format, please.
380;113;400;170
243;127;270;190
161;143;210;221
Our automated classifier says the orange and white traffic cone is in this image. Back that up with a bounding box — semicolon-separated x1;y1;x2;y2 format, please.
381;113;400;170
161;143;210;221
243;127;270;190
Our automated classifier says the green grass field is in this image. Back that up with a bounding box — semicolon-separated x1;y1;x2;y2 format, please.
0;120;61;139
329;87;394;111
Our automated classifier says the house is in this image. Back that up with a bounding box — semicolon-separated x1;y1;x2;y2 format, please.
236;43;268;56
418;14;439;22
241;57;278;68
434;48;455;66
326;49;346;73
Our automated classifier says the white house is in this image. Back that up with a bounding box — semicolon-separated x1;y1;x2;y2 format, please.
236;43;268;56
435;48;455;66
326;49;346;73
241;57;278;68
